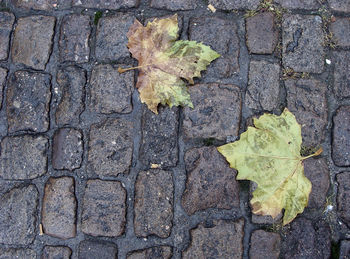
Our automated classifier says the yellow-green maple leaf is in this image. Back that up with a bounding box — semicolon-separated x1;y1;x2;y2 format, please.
217;109;322;225
119;14;220;113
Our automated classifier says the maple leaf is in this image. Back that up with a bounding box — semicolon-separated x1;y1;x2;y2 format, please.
217;109;322;225
118;14;220;113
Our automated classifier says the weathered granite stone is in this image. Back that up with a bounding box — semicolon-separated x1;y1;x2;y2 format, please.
249;230;281;259
0;12;15;60
333;51;350;99
245;60;280;111
0;67;7;109
0;135;48;180
78;241;118;259
189;17;239;79
337;172;350;227
42;246;72;259
59;15;90;63
140;106;178;167
286;79;328;147
340;240;350;259
96;14;134;61
134;170;173;238
72;0;139;9
328;0;350;12
332;106;350;167
282;14;324;73
0;185;38;245
182;146;240;215
246;12;278;54
55;66;86;126
183;219;244;258
90;64;133;114
52;128;83;171
150;0;197;10
208;0;260;10
183;84;241;140
11;15;55;70
12;0;70;10
275;0;319;9
127;246;172;259
82;179;126;237
6;71;51;133
330;18;350;48
88;118;133;177
42;177;76;239
0;248;36;259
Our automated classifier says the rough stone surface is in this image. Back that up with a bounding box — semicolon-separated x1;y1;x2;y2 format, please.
59;15;90;63
282;14;324;73
134;169;173;238
72;0;139;9
329;0;350;12
0;12;15;60
0;135;48;180
0;248;36;259
150;0;197;10
246;12;278;54
189;17;239;79
90;64;133;114
182;146;240;215
127;246;172;259
245;60;280;111
81;179;126;237
340;240;350;259
337;172;350;227
140;106;178;167
208;0;260;10
183;84;241;140
42;177;76;239
42;246;72;259
333;51;350;99
330;18;350;48
332;106;350;167
88;118;133;177
55;66;86;126
6;71;51;133
12;0;70;10
183;219;244;258
96;14;135;61
0;185;38;245
11;15;55;70
249;230;281;259
275;0;319;9
286;79;328;147
52;128;83;171
0;67;7;109
78;240;118;259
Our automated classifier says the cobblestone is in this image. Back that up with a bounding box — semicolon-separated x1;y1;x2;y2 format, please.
330;18;350;48
12;0;70;10
0;248;36;259
333;51;350;99
134;169;173;238
42;246;72;259
249;230;280;259
0;67;7;109
150;0;197;10
328;0;350;12
72;0;139;9
275;0;319;10
340;240;350;259
332;106;350;167
182;146;239;215
127;246;172;259
0;12;15;60
336;172;350;227
208;0;260;10
78;240;118;259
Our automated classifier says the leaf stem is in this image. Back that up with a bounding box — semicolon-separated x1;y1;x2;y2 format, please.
301;147;323;160
118;65;144;73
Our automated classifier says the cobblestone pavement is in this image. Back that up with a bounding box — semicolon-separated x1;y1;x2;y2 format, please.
0;0;350;258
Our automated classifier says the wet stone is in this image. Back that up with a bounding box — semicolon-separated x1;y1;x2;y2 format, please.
88;118;133;177
183;219;244;258
127;246;172;259
0;248;36;259
182;146;240;215
249;230;281;259
0;135;48;180
336;172;350;227
42;177;76;239
12;0;70;10
208;0;260;10
328;0;350;12
42;246;72;259
332;106;350;167
6;71;51;133
11;15;55;70
189;17;239;80
72;0;139;9
82;179;126;237
274;0;319;10
286;79;328;147
0;12;15;60
330;18;350;48
150;0;197;10
78;240;118;259
140;106;178;167
282;14;324;73
340;240;350;258
183;84;241;140
52;128;83;171
245;60;280;111
90;64;133;114
0;185;38;245
246;12;279;54
134;169;173;238
55;66;86;126
59;15;91;63
0;67;7;109
332;51;350;99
